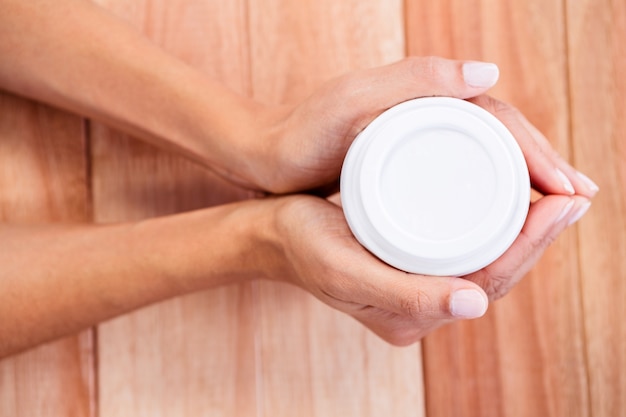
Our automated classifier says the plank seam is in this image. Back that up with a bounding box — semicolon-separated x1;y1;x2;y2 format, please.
561;1;594;416
82;117;100;417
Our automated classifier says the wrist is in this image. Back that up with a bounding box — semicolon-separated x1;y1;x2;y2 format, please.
128;198;289;291
256;194;337;285
196;97;288;190
194;99;292;193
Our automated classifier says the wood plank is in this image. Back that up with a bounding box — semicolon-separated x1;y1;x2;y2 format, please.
90;1;258;416
249;0;405;104
253;283;424;416
406;1;589;416
0;93;95;416
566;0;626;415
247;1;426;416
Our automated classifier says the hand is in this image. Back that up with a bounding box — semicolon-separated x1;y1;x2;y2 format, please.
244;56;599;197
269;192;590;346
468;95;599;199
264;84;598;345
247;57;501;193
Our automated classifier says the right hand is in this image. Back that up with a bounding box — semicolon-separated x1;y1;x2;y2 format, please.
265;193;589;346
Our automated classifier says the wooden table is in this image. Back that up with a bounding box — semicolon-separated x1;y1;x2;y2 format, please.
1;1;624;416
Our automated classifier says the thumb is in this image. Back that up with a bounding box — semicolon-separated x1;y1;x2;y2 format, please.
337;56;499;117
348;272;489;346
358;270;490;321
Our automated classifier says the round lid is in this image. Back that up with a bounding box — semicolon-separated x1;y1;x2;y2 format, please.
340;97;530;276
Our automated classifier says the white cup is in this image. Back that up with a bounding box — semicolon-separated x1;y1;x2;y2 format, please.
340;97;530;276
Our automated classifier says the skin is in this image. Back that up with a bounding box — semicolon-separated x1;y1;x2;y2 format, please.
0;0;598;357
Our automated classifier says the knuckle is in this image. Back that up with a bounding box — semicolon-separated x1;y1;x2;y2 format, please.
484;276;511;301
528;232;558;255
399;290;434;320
477;266;518;301
520;231;559;268
472;229;559;301
404;56;442;83
474;95;520;119
403;55;465;96
317;271;349;302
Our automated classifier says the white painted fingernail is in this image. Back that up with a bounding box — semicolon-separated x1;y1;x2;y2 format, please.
555;199;576;224
576;171;600;195
556;168;575;195
568;201;592;226
463;62;499;88
450;289;488;318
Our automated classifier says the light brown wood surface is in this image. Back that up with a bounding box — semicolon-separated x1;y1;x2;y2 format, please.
247;2;425;416
0;95;96;415
1;0;624;416
90;1;258;416
568;0;626;416
405;1;590;416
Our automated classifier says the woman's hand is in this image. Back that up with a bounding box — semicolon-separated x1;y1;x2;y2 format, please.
248;57;598;197
267;192;590;346
250;57;501;193
467;95;599;198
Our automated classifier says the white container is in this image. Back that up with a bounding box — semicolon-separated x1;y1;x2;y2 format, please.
340;97;530;276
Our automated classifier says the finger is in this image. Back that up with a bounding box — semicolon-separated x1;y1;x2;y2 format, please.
340;260;489;322
332;57;499;131
342;271;488;346
359;56;500;100
518;115;600;197
469;96;599;198
466;195;591;300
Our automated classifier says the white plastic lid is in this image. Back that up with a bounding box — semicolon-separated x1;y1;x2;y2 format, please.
340;97;530;276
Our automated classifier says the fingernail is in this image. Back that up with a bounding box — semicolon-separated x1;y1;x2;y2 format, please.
450;289;488;318
555;199;576;224
556;168;575;195
463;62;499;88
576;171;600;196
568;201;592;226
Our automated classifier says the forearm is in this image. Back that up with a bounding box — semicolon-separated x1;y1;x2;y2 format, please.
0;198;279;357
0;0;270;186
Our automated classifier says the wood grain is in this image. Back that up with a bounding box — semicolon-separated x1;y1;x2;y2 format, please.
0;93;95;416
4;1;623;416
247;1;425;416
406;1;589;416
90;1;258;416
567;0;626;415
249;0;405;104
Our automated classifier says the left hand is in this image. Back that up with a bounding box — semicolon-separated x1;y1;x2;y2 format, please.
244;56;598;198
248;56;499;193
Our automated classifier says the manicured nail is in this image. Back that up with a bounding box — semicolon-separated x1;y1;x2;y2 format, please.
555;199;576;224
568;201;592;226
450;289;488;318
576;171;600;195
556;168;575;195
463;62;499;88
